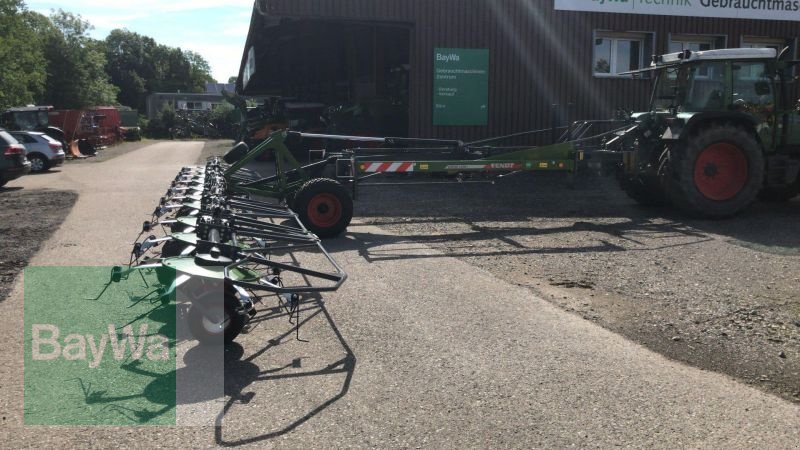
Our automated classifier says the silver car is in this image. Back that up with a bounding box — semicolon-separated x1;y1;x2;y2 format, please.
9;131;66;172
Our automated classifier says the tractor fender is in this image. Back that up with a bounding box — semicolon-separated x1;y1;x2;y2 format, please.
676;112;760;143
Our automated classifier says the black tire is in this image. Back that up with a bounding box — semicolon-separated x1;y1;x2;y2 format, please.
78;140;96;156
27;153;50;173
187;290;247;344
223;142;250;164
618;174;668;207
669;124;764;219
161;239;190;258
293;178;353;238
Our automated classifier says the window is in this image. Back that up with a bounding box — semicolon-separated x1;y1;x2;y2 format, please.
741;37;786;52
11;133;35;144
668;34;726;54
733;62;774;105
668;34;726;79
593;31;651;77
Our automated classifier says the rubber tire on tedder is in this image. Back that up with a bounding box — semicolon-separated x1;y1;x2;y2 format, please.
293;178;353;238
187;287;248;344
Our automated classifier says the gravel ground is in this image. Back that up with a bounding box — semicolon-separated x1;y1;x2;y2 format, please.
185;140;800;404
353;172;800;404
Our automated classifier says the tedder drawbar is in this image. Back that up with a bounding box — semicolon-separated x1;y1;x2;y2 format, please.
217;119;630;239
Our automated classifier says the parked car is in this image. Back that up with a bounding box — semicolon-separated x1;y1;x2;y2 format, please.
9;131;66;172
0;129;31;187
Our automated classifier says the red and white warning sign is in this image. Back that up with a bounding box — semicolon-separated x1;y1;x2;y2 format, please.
361;162;415;173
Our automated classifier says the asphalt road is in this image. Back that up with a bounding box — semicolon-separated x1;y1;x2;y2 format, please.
1;141;798;448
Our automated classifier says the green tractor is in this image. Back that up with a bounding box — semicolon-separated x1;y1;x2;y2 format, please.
617;47;800;217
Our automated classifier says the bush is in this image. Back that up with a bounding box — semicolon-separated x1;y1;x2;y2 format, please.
145;104;176;139
209;102;240;139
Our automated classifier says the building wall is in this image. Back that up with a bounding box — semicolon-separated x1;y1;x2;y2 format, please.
262;0;800;141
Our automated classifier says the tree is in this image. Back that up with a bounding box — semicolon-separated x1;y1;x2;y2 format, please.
105;29;159;111
186;50;215;90
42;10;118;108
0;0;47;109
105;29;215;113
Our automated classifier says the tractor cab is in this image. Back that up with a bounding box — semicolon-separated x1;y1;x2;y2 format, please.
618;48;800;216
641;47;800;153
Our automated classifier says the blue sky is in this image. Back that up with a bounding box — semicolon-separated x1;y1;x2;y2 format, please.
25;0;254;82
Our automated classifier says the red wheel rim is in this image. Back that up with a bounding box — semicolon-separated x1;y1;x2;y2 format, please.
693;143;748;201
307;193;342;228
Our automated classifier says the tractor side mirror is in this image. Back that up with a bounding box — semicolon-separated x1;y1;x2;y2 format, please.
142;221;152;232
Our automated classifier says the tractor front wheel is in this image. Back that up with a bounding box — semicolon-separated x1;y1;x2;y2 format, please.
618;173;668;207
293;178;353;238
669;124;763;218
757;180;799;202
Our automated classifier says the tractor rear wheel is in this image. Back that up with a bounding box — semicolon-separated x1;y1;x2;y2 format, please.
293;178;353;238
669;124;763;218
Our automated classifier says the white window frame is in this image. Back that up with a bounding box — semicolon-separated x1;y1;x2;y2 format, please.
740;36;786;51
592;31;650;78
668;34;727;80
668;33;726;54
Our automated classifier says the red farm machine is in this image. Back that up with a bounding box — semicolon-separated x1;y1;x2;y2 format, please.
1;105;123;158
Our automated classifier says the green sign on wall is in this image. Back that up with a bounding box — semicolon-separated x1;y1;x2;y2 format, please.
433;48;489;126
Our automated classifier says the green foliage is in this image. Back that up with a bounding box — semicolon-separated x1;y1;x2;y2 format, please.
0;0;47;110
210;102;239;139
145;104;177;139
104;29;215;112
1;2;216;114
41;10;119;109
